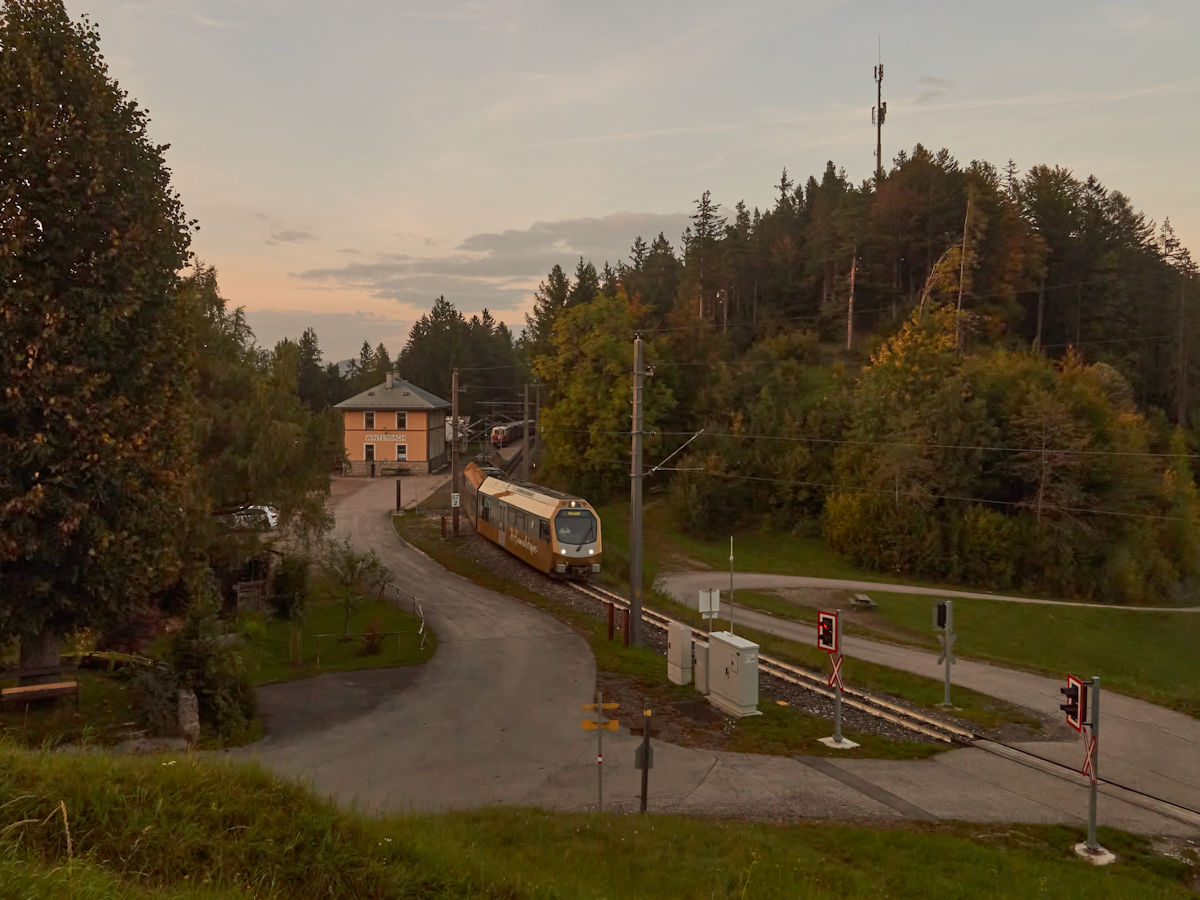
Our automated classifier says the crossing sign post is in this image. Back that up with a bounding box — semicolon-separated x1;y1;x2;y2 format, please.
933;600;956;706
817;609;857;749
817;610;838;654
1059;674;1107;862
581;692;619;811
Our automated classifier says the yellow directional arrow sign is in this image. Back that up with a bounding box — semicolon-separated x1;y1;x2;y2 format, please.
581;719;620;731
581;702;620;711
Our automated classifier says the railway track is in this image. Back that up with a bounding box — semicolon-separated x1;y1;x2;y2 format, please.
572;582;972;745
569;581;1200;830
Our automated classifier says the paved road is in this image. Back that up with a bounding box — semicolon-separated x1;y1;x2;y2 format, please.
658;571;1200;815
233;479;1198;836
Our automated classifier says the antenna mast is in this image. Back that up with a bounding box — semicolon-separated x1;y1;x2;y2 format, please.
872;40;887;181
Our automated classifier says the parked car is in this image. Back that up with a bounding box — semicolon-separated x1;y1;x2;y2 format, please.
236;505;280;530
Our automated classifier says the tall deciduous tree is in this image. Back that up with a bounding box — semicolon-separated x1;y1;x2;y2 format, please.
0;0;197;667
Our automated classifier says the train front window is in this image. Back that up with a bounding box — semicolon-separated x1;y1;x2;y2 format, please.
555;509;596;545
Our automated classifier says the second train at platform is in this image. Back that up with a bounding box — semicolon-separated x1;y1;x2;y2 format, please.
462;461;602;578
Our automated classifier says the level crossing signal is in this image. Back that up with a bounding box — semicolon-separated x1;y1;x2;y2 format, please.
1060;674;1088;732
817;610;838;653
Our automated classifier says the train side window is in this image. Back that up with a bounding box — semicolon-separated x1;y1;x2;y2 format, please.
481;496;490;522
539;519;550;541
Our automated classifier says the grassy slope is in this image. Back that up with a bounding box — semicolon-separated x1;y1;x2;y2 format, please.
596;497;1200;717
0;744;1193;899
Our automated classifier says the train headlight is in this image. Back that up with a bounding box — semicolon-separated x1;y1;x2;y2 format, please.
588;549;594;555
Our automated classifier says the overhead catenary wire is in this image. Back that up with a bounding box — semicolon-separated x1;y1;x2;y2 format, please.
536;424;1200;462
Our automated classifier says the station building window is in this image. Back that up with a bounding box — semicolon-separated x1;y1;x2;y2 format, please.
364;444;375;461
396;411;407;429
364;410;375;429
396;444;407;461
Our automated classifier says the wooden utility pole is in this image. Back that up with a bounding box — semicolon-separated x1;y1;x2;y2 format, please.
1179;279;1189;427
630;335;645;646
522;383;530;480
1034;275;1046;354
846;246;857;351
451;368;460;536
956;192;972;349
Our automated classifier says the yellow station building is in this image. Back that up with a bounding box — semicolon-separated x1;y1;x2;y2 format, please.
334;375;450;475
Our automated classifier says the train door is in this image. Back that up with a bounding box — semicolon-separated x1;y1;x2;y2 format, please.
496;502;506;547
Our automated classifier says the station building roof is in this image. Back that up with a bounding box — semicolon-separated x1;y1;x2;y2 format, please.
334;376;449;411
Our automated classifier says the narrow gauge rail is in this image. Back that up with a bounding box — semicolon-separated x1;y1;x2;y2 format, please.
571;582;971;745
570;582;1200;829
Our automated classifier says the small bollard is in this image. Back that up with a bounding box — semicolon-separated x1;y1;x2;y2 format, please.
622;608;630;647
606;601;615;640
440;516;446;538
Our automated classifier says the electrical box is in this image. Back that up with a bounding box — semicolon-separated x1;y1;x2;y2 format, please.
707;631;761;717
667;622;692;685
693;638;710;695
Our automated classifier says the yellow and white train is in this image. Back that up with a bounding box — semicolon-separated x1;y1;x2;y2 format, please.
463;461;602;578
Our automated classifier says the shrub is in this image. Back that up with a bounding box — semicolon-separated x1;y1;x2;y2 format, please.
271;555;310;621
360;619;383;655
168;594;257;741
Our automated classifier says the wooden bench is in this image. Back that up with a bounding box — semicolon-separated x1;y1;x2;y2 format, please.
0;664;80;711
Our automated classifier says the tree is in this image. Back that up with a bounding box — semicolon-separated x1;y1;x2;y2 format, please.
521;265;571;366
184;268;337;568
533;290;675;497
297;327;328;410
322;538;389;637
0;0;198;670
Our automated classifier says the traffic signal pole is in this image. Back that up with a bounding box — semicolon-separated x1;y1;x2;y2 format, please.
1087;676;1101;853
629;335;644;646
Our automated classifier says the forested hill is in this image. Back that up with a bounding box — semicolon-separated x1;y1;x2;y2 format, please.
510;145;1200;606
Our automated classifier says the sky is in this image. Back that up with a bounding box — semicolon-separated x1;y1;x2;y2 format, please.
63;0;1200;363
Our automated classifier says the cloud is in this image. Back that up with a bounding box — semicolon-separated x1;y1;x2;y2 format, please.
267;229;316;245
915;76;954;105
293;211;692;325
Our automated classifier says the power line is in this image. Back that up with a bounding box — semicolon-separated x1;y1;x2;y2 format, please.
537;424;1200;462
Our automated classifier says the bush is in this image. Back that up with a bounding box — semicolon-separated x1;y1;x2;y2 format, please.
168;595;257;741
271;555;310;621
360;619;383;656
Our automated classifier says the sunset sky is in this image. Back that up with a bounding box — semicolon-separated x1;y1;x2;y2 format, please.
65;0;1200;362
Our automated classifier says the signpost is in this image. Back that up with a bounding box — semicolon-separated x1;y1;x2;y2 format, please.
581;692;619;811
817;610;856;748
450;492;461;509
1060;674;1109;862
933;600;956;706
698;589;719;633
631;708;656;813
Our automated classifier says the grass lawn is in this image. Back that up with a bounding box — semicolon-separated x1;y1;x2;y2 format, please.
242;593;434;685
594;495;1200;719
394;510;951;759
857;591;1200;718
0;667;143;749
1;743;1195;898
